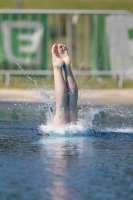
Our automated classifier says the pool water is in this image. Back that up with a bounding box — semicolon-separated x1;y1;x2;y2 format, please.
0;102;133;200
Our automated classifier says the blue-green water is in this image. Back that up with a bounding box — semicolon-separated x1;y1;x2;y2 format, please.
0;102;133;200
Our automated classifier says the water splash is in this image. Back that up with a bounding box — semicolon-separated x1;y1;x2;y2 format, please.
39;103;130;136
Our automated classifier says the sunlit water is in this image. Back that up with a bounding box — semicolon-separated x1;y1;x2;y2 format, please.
0;101;133;200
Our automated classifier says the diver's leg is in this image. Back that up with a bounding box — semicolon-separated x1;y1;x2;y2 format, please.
51;44;69;127
58;44;78;123
64;64;78;123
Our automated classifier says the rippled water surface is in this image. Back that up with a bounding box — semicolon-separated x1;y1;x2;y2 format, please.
0;102;133;200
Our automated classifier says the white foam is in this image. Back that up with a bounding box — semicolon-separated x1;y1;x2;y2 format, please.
38;121;92;136
106;128;133;134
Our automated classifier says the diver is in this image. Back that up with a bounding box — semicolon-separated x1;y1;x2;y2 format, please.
51;44;78;127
